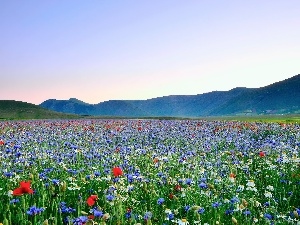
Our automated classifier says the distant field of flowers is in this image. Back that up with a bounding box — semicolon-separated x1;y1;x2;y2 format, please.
0;119;299;225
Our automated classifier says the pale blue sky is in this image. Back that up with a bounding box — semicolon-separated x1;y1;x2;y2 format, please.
1;1;299;104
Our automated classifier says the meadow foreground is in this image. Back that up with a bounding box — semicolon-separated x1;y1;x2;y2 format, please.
0;119;299;225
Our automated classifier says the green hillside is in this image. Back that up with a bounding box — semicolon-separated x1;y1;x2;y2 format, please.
0;100;79;120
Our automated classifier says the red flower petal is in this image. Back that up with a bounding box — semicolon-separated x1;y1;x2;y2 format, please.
20;181;33;194
174;184;182;192
13;181;33;196
87;195;98;206
112;167;123;177
20;181;30;187
24;188;34;194
259;151;265;157
229;173;236;178
13;187;24;196
88;215;95;219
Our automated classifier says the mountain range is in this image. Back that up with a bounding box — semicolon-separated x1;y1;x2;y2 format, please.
40;74;300;117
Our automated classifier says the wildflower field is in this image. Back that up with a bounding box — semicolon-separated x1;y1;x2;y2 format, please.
0;119;299;225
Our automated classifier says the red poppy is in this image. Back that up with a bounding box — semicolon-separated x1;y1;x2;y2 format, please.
112;167;123;177
229;173;236;178
13;181;34;196
88;215;95;219
259;151;265;157
87;195;98;206
0;139;4;145
169;193;174;199
174;184;182;192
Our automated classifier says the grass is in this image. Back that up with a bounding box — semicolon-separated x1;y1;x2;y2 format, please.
0;119;299;224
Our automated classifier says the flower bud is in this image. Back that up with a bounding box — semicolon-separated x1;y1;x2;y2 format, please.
232;217;238;224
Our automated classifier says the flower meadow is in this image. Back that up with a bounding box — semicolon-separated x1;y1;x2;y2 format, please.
0;119;299;225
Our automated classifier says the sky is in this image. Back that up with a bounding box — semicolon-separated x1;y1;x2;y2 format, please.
1;1;299;105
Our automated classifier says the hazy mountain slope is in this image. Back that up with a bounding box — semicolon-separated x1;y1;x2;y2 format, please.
93;100;149;117
39;74;300;117
212;74;300;115
0;100;79;120
40;98;95;115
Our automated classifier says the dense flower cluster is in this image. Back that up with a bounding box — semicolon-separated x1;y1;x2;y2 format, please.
0;119;299;224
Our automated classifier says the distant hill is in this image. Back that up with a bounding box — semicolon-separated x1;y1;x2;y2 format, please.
40;74;300;117
0;100;79;120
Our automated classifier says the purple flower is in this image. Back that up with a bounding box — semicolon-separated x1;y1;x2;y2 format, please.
197;208;205;214
144;211;152;220
264;213;273;220
243;209;251;215
26;206;45;216
212;202;221;208
185;178;192;185
157;198;165;205
199;182;208;189
184;205;191;212
93;209;103;217
106;194;115;201
73;216;88;225
168;213;174;219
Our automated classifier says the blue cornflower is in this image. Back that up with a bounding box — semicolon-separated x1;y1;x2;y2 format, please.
52;179;60;185
197;208;205;214
4;172;14;178
200;177;207;182
198;182;208;189
10;199;20;204
104;168;110;175
157;172;164;177
264;213;273;220
26;206;45;216
112;177;119;183
125;211;131;219
134;170;140;177
212;202;221;208
230;196;240;204
225;209;234;215
144;211;152;220
243;209;251;215
60;202;76;214
185;178;192;185
263;202;270;207
157;198;165;205
73;216;88;225
94;171;101;177
93;209;103;217
184;205;191;212
127;174;134;183
168;213;174;220
106;194;115;201
39;172;48;180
